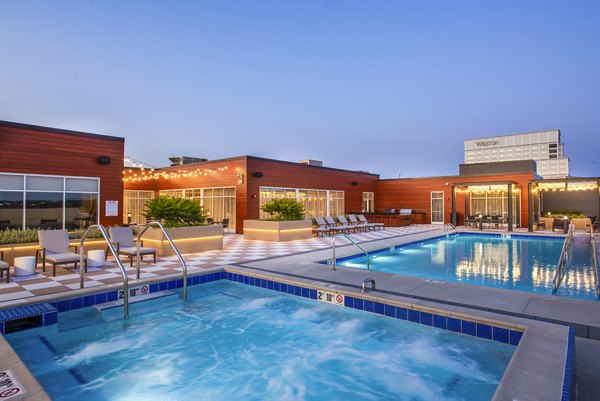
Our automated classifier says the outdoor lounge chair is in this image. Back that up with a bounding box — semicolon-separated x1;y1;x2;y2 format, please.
37;229;87;277
0;251;9;283
336;215;359;233
313;217;331;237
324;216;349;234
108;227;157;267
358;214;384;230
347;214;370;231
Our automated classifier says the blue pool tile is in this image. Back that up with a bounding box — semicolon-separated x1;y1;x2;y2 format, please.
462;321;477;336
420;312;433;326
57;300;71;313
70;297;83;310
477;323;493;340
208;273;216;282
159;281;169;290
433;314;447;329
396;307;407;320
42;311;57;326
384;304;396;318
267;281;274;290
447;317;461;333
83;295;95;307
294;286;302;296
107;291;118;302
149;283;158;293
246;276;253;286
226;272;233;280
0;322;4;334
363;300;374;313
176;279;183;288
301;287;308;298
510;330;523;346
493;327;510;344
344;296;354;307
280;283;288;293
309;289;317;299
286;284;295;294
274;282;281;292
408;310;420;323
374;302;385;315
217;271;224;280
192;276;200;286
353;298;364;310
167;280;177;290
95;292;107;304
241;275;248;284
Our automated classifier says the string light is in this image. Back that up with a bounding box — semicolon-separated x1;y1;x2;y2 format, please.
123;166;229;182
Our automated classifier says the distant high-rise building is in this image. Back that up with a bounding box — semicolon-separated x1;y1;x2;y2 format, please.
464;130;570;178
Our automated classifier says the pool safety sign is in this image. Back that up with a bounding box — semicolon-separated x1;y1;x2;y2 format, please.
118;284;149;300
317;290;345;306
0;369;25;399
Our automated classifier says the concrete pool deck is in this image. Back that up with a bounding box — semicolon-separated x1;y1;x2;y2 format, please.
0;224;598;400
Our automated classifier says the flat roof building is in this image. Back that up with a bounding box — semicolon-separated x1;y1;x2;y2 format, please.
464;130;570;179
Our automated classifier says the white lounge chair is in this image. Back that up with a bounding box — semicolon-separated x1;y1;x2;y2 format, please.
348;214;371;231
37;229;87;277
313;217;331;237
323;216;349;234
108;227;157;267
335;215;359;233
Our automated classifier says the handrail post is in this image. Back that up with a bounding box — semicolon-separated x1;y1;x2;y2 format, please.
79;224;129;319
138;221;188;303
331;234;370;271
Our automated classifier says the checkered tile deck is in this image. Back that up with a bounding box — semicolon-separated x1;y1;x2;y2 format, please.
0;225;436;303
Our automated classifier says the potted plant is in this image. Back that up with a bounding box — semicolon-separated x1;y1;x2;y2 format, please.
244;198;312;241
141;196;223;255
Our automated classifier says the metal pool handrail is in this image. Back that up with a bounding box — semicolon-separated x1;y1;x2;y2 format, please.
552;222;574;294
331;234;370;271
79;224;129;319
444;223;456;232
591;228;599;298
137;221;188;302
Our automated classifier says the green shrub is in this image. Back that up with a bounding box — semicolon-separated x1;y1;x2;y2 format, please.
261;198;306;221
143;196;208;227
0;227;104;245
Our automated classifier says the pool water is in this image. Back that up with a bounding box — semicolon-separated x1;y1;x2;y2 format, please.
338;233;596;300
7;281;513;401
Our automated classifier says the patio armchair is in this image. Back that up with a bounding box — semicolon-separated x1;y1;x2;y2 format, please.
108;227;157;267
37;229;87;277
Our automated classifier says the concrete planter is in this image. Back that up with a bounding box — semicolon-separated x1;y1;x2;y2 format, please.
142;225;223;256
243;220;313;242
571;217;591;232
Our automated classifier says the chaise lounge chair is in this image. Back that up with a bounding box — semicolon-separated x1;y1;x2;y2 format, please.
347;214;370;232
324;216;350;234
108;227;157;267
313;217;331;237
37;229;87;277
0;251;9;283
336;215;360;233
357;214;384;230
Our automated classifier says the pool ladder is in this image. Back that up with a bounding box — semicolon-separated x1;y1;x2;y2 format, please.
331;234;370;271
361;278;376;293
79;221;188;320
444;223;456;232
591;227;600;298
552;222;574;294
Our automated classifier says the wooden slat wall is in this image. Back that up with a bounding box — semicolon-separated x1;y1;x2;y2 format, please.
378;173;537;226
246;157;380;221
0;124;124;226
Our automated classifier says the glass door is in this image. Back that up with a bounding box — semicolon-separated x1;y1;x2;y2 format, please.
431;191;444;224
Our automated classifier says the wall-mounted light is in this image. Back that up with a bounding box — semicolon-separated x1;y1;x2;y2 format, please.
127;212;132;225
97;156;112;165
352;181;359;186
254;172;263;177
237;174;245;184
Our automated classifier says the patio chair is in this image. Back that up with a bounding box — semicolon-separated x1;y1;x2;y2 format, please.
0;251;9;283
336;215;359;233
323;216;349;234
37;229;87;277
464;215;477;228
347;214;370;231
220;218;229;229
490;215;503;228
358;214;384;230
313;217;331;237
552;218;566;232
206;217;215;224
108;227;157;267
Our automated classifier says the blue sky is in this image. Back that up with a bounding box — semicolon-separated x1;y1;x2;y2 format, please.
1;1;599;178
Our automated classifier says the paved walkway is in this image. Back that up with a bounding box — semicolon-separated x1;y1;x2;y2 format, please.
0;225;436;304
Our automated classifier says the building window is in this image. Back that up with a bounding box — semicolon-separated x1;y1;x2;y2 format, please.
259;187;344;219
362;192;374;212
0;173;99;230
123;190;155;225
160;187;236;227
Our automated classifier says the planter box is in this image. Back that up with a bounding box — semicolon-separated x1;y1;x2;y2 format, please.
0;239;107;266
141;225;223;256
243;220;313;242
571;217;591;232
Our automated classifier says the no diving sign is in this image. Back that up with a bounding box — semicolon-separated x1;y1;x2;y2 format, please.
0;369;25;399
317;290;344;306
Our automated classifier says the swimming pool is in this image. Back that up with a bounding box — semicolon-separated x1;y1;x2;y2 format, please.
6;280;514;401
336;233;597;300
